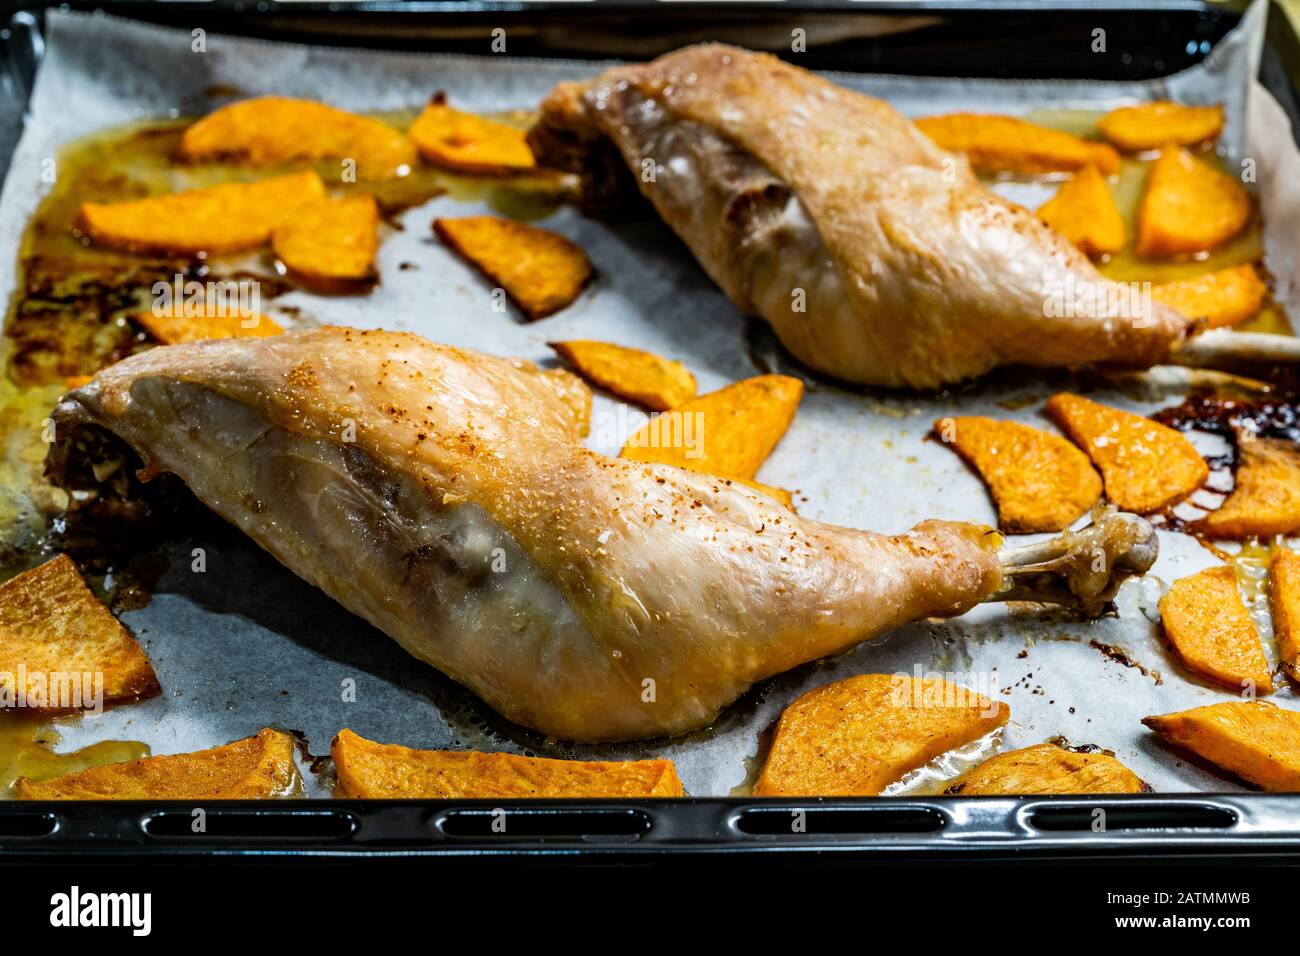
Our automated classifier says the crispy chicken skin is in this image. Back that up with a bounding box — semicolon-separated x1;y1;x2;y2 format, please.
49;328;1002;741
529;44;1191;389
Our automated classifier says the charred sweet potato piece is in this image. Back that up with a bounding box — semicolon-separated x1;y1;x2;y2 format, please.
1151;263;1267;330
272;194;380;290
409;99;535;175
331;729;683;798
550;340;696;412
0;555;159;713
935;416;1101;533
1135;146;1251;259
1197;436;1300;539
1143;701;1300;791
15;728;298;799
434;216;591;320
1271;548;1300;683
915;113;1119;176
1036;166;1125;257
80;171;326;256
175;96;416;180
1045;393;1207;513
1158;565;1272;694
621;374;803;484
943;743;1148;795
1097;101;1224;152
754;673;1009;797
134;307;282;345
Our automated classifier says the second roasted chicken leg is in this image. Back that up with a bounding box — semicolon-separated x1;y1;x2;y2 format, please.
529;44;1191;389
49;328;1153;741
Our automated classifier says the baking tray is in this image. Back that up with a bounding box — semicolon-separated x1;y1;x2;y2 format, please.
2;0;1300;864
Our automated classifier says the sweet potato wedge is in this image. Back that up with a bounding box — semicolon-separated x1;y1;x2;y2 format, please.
1270;548;1300;683
1151;263;1268;330
434;215;591;320
272;194;380;290
1197;436;1300;539
1097;101;1225;152
332;729;683;798
1143;701;1300;791
409;99;535;175
1158;565;1272;694
1036;166;1125;257
550;340;697;412
80;171;326;256
1135;146;1251;259
915;113;1119;175
175;96;416;180
621;374;803;482
0;555;159;713
943;743;1148;795
135;307;282;345
15;728;298;800
1045;393;1208;513
935;416;1101;533
754;673;1009;797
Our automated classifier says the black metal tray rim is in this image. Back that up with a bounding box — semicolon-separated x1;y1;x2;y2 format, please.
4;794;1300;858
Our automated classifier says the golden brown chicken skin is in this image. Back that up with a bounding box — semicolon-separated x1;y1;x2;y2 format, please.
49;328;1006;740
530;44;1191;389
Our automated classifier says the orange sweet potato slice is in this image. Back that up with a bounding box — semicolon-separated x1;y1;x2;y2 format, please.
1135;146;1251;259
272;194;380;290
1151;263;1268;330
754;673;1009;797
135;307;282;345
0;555;159;713
1036;166;1125;257
550;340;696;412
331;729;683;798
943;742;1148;795
620;374;803;482
434;216;591;320
915;113;1119;175
935;416;1101;533
175;96;416;180
15;728;298;800
80;171;326;256
1270;548;1300;683
1158;565;1272;694
1197;436;1300;539
1097;101;1225;152
1045;393;1207;513
409;99;535;175
1143;701;1300;791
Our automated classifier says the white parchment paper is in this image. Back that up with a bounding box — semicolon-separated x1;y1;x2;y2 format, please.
2;5;1298;796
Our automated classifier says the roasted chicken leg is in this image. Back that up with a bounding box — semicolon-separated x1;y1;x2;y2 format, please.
529;44;1191;389
48;329;1154;740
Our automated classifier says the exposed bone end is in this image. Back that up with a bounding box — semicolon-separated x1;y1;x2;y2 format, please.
1168;329;1300;375
993;505;1158;617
